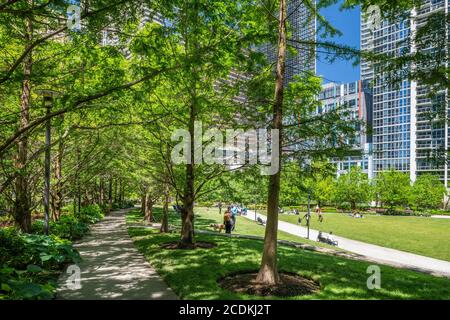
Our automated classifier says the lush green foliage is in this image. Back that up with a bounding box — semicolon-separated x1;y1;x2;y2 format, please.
374;170;411;210
412;174;447;210
32;216;88;241
76;204;105;225
0;228;81;300
333;167;372;210
1;203;106;299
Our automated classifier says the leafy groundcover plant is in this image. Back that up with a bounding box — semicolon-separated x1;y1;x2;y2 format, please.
0;204;107;299
0;229;80;299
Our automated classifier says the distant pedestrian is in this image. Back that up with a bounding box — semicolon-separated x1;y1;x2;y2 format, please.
224;209;233;234
316;205;324;223
230;206;238;231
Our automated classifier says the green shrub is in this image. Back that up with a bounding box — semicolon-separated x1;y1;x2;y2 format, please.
0;265;55;300
32;216;89;241
0;228;80;300
0;229;80;270
76;204;104;224
53;216;90;240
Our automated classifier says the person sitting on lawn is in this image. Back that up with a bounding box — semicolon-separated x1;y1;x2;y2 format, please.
224;209;233;234
317;231;327;243
327;232;338;246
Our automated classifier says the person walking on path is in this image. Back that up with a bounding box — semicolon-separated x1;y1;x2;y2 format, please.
230;205;238;231
224;208;233;234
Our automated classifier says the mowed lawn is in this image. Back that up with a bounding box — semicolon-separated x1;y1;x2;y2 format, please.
127;209;450;300
276;212;450;261
127;207;337;250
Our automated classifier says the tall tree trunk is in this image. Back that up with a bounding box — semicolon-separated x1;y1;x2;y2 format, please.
179;0;200;248
76;148;81;214
108;176;113;212
113;179;118;204
99;177;104;206
256;0;286;285
13;9;33;233
160;182;170;233
179;114;196;246
120;180;125;206
118;179;122;207
141;193;146;215
144;197;154;223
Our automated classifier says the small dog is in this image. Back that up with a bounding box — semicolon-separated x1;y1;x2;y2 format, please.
210;223;225;233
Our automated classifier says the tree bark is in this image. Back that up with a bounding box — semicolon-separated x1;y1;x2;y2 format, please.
99;177;104;206
256;0;287;285
143;193;154;223
179;118;196;246
108;176;113;212
113;179;118;204
178;0;200;248
160;182;170;233
13;8;33;232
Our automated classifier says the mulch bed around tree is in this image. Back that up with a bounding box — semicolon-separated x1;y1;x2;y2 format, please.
218;272;320;297
160;241;217;250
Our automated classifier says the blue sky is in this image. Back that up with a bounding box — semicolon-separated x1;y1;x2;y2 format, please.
316;3;360;84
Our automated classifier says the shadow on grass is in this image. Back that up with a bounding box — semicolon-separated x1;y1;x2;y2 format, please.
127;215;450;300
126;207;218;232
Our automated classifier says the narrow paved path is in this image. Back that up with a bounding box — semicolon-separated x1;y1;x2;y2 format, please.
431;215;450;219
56;209;178;300
243;211;450;278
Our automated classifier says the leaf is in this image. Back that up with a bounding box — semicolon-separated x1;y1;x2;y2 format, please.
26;264;43;273
1;283;11;292
0;267;14;275
39;253;53;262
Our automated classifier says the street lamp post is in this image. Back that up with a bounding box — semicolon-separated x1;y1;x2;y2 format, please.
301;158;312;240
37;90;59;235
306;188;311;240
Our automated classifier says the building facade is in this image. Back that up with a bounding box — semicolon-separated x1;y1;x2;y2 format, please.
318;81;374;178
361;0;449;186
261;0;317;83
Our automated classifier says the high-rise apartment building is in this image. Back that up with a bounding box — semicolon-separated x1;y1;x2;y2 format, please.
261;0;316;83
361;0;449;186
318;81;374;178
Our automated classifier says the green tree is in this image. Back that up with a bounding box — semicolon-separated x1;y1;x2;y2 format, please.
411;174;447;211
334;166;371;211
374;170;411;211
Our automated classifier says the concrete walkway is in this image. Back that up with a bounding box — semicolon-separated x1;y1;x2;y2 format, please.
431;215;450;219
243;211;450;278
56;209;178;300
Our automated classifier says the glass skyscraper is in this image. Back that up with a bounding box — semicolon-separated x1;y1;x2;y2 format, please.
261;0;317;83
361;0;449;186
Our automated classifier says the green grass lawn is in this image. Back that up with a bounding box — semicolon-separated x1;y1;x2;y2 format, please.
126;208;450;300
126;206;337;250
275;212;450;261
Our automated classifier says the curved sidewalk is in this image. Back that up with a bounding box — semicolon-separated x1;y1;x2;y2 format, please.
243;211;450;278
56;209;178;300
